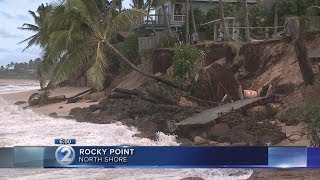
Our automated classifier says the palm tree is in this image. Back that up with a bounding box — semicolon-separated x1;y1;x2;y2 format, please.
190;0;197;34
43;0;177;90
243;0;250;42
18;4;52;51
131;0;145;9
273;0;279;35
185;0;190;43
218;0;230;41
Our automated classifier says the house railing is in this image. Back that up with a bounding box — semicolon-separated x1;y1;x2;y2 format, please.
173;15;186;22
133;14;187;28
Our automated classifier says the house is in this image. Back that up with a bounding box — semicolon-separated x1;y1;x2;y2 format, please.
134;0;257;31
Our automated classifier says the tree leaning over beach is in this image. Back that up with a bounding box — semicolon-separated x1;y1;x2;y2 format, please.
20;0;178;90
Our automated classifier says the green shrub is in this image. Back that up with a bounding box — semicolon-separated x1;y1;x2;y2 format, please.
173;45;204;86
159;36;176;48
286;102;320;126
306;102;320;129
121;33;139;61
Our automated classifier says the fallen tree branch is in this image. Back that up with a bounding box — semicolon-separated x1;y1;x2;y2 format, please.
113;88;159;104
146;89;178;105
68;88;94;100
107;93;132;99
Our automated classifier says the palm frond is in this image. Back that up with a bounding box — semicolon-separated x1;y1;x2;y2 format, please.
65;0;102;37
48;42;90;88
17;34;37;44
28;10;40;24
88;41;110;90
46;30;69;61
107;9;146;34
18;35;39;52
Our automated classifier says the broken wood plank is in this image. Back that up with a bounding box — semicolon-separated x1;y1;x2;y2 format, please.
175;97;267;126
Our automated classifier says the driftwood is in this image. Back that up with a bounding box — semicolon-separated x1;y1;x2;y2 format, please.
68;88;94;100
107;93;132;99
47;95;66;103
66;88;94;104
113;88;139;96
146;89;178;105
149;104;181;112
113;88;159;104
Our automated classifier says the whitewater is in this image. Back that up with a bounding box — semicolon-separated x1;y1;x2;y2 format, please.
0;80;253;180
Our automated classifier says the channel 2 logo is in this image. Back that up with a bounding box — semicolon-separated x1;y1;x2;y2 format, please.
55;145;76;165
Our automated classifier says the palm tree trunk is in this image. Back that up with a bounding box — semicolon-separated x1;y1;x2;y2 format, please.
162;5;172;36
190;0;197;33
218;0;230;41
286;17;314;85
243;0;250;42
273;0;279;35
105;41;179;89
185;0;190;43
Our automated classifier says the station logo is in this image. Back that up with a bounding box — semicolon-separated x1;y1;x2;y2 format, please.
55;145;76;165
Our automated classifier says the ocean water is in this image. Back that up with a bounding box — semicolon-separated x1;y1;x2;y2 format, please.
0;80;253;180
0;79;39;94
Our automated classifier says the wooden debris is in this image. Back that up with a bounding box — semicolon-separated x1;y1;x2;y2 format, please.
176;97;267;126
47;95;66;103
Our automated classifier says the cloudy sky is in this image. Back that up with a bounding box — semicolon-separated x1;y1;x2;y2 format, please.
0;0;131;67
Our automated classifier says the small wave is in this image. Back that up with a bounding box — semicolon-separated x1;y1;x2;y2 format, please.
0;87;253;179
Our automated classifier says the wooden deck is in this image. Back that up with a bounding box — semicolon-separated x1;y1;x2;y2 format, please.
176;97;267;126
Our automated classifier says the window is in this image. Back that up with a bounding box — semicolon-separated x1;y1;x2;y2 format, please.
174;3;183;15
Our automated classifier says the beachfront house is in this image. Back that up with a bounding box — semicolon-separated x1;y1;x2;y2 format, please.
133;0;257;33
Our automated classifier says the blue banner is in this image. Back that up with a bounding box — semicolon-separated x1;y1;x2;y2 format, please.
1;146;320;168
307;148;320;167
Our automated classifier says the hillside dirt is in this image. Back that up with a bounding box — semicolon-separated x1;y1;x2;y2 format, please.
62;33;320;149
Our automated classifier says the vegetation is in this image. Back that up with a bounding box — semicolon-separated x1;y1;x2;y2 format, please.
15;0;320;92
159;36;176;48
286;102;320;146
120;33;139;61
172;45;204;87
0;58;44;79
182;8;206;34
19;0;181;91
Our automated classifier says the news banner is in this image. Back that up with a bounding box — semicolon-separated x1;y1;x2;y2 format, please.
1;138;320;168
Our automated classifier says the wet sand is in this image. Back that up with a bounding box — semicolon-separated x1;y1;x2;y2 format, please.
0;86;96;116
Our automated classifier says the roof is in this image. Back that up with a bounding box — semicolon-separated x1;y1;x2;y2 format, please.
152;0;257;6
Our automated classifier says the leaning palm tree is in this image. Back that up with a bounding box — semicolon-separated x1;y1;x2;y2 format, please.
18;4;52;51
44;0;177;90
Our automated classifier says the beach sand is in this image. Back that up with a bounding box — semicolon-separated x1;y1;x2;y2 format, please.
0;86;97;116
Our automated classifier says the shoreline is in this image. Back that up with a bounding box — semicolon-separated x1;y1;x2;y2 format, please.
1;87;320;179
0;87;310;146
0;86;96;117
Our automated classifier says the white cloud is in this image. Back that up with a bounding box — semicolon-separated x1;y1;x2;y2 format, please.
0;0;52;66
0;0;132;67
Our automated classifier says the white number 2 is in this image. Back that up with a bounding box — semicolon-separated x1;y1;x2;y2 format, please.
60;147;72;162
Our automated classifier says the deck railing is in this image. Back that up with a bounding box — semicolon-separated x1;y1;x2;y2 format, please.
133;14;187;28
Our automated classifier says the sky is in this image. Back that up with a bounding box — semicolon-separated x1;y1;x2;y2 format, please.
0;0;131;67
